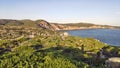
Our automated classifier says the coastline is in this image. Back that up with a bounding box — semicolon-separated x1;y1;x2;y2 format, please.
60;28;120;46
57;27;118;31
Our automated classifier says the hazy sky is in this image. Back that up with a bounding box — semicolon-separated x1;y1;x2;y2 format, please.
0;0;120;26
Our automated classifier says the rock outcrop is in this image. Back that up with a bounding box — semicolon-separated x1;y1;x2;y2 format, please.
36;20;55;30
106;57;120;68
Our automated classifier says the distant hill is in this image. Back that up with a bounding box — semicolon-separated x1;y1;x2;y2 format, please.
0;19;54;30
0;19;23;25
0;19;119;30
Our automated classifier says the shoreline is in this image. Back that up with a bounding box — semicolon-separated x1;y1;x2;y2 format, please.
58;28;120;46
57;27;119;31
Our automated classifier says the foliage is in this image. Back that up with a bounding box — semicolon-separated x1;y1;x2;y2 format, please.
0;26;119;68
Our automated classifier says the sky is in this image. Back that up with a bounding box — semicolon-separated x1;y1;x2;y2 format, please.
0;0;120;26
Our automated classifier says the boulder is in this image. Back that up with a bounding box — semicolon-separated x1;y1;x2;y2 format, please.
106;57;120;68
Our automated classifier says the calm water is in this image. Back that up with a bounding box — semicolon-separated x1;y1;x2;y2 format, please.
67;29;120;46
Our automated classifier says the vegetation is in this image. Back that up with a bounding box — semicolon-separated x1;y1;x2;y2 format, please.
63;23;95;27
0;22;120;68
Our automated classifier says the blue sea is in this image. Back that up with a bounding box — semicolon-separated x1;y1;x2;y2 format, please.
67;29;120;46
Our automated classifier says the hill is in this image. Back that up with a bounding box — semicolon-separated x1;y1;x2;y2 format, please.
0;19;118;30
0;19;55;30
0;25;120;68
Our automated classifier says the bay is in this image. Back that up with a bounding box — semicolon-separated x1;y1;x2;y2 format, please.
66;29;120;46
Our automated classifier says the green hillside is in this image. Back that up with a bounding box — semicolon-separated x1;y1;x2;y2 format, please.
0;25;120;68
0;19;120;68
